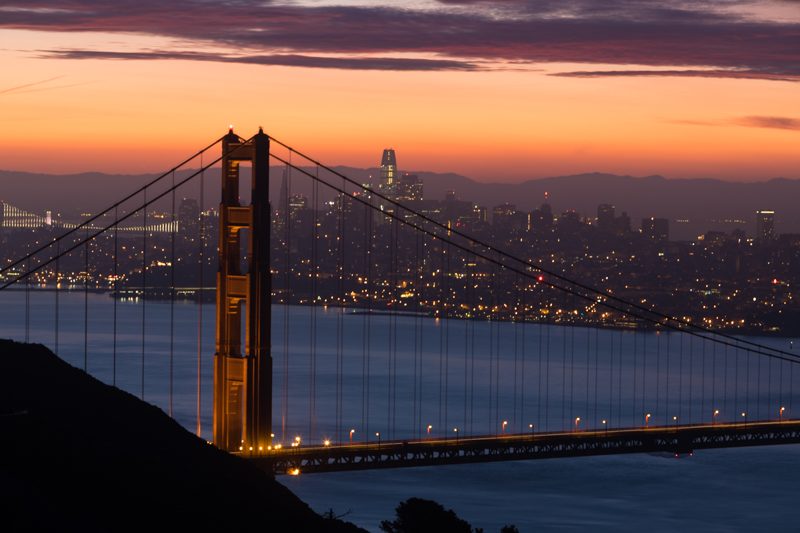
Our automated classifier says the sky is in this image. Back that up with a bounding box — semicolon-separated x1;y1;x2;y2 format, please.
0;0;798;182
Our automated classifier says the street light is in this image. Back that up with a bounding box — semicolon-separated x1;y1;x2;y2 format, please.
741;411;747;426
601;419;607;434
349;429;355;444
528;423;534;437
780;406;786;421
645;413;651;427
672;415;678;426
453;427;459;443
713;409;720;425
427;424;433;436
375;432;381;448
575;417;581;431
502;420;508;434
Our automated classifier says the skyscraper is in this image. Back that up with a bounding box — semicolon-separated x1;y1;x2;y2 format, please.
597;204;615;232
755;210;775;242
178;198;200;245
380;148;398;192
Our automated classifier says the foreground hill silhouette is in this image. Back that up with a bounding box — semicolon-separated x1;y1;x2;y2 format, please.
0;339;363;532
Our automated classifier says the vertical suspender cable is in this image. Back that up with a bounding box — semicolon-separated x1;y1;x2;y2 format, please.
655;331;661;422
310;169;318;442
512;277;518;431
438;238;444;435
388;217;396;438
712;340;717;418
679;332;684;422
84;228;89;372
585;326;590;427
113;206;119;387
561;314;567;430
141;188;147;399
55;240;60;355
544;308;550;431
688;334;694;423
701;338;707;420
520;279;527;433
632;331;638;425
594;328;599;428
570;323;576;428
196;152;205;437
537;313;543;429
169;171;176;417
665;332;671;425
723;343;729;420
25;255;31;343
441;241;452;435
336;173;345;443
282;161;291;440
494;265;501;431
413;230;421;437
361;195;368;440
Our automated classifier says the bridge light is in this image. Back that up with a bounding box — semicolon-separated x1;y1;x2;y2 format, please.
323;439;331;447
780;406;786;421
502;420;508;433
427;424;433;435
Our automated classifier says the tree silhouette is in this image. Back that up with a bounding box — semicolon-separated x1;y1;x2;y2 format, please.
379;498;472;533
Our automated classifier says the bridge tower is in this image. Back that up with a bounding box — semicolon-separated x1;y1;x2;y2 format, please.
213;128;272;452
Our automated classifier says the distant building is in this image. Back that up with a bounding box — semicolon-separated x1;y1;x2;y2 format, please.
597;204;615;232
395;173;423;201
641;217;669;242
474;205;488;224
755;210;775;242
380;148;398;194
529;201;553;234
178;198;200;241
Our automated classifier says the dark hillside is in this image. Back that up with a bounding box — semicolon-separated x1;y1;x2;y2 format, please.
0;339;363;532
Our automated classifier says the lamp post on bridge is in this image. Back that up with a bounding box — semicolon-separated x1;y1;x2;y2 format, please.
453;427;459;444
780;406;786;422
529;423;535;438
574;417;581;432
713;409;720;425
741;411;747;427
502;420;508;434
349;428;355;444
645;413;651;428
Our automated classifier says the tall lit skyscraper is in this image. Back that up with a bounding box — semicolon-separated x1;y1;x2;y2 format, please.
755;210;775;242
380;148;397;188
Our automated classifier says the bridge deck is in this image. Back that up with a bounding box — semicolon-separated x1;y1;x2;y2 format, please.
247;420;800;475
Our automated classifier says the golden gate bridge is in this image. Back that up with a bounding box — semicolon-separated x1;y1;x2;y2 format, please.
1;128;798;475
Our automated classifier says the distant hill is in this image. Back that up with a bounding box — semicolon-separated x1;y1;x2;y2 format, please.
0;339;363;532
2;168;799;240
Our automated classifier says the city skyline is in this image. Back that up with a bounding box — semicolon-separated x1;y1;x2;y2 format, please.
0;1;798;181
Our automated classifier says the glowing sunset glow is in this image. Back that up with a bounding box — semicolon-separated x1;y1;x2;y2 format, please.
0;1;798;181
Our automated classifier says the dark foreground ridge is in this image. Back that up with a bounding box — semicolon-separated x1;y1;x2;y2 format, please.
0;339;364;533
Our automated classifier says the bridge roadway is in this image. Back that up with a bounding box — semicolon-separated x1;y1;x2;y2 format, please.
247;420;800;475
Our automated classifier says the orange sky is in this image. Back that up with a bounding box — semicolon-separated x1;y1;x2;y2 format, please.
1;2;798;182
